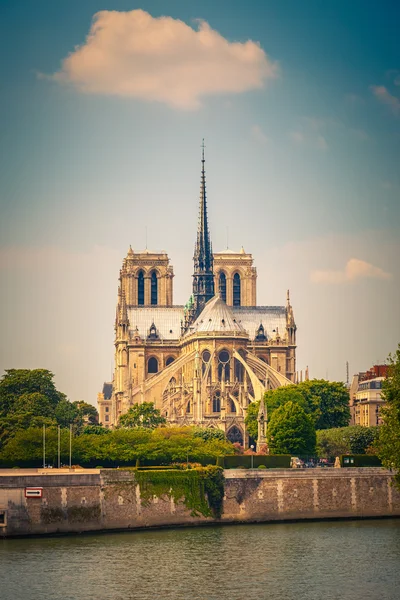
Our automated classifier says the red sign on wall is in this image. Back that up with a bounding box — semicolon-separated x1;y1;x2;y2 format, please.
25;488;43;498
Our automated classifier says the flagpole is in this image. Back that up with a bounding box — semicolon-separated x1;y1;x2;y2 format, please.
69;424;72;468
58;425;61;469
43;424;46;468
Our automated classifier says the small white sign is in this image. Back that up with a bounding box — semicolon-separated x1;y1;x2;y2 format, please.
25;487;43;498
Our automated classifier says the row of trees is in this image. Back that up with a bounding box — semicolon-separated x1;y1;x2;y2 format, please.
0;426;234;468
0;369;99;450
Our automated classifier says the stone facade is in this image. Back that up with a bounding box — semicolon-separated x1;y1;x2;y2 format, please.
101;149;297;446
1;468;399;537
349;365;388;426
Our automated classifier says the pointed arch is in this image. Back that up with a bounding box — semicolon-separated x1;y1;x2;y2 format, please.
150;270;158;305
233;272;241;306
137;270;145;305
219;271;227;302
227;426;243;445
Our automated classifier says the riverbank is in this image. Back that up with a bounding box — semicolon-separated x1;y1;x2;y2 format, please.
1;467;399;537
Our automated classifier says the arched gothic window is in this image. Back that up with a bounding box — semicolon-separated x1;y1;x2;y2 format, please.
148;357;158;374
166;356;175;366
138;271;145;306
213;390;221;413
151;271;158;305
229;399;236;413
218;350;230;381
233;273;241;306
219;272;226;302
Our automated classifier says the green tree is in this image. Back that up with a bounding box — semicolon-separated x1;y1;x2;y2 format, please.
316;425;379;459
245;380;350;440
376;344;400;487
119;402;166;429
267;401;316;455
0;369;65;416
297;380;350;429
54;398;79;428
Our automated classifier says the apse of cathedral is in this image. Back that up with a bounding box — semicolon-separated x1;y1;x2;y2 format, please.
98;145;297;446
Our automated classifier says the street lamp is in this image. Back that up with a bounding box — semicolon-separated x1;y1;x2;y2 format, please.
250;445;254;469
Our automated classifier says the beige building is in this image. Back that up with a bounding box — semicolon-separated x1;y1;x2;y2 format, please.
349;365;388;427
98;146;297;446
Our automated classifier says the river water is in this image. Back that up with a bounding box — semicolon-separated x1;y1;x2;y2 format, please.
1;519;400;600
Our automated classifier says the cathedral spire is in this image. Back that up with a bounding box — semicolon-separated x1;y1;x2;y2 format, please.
192;140;215;319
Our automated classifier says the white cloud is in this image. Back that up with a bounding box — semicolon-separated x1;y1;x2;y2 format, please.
49;9;278;110
251;124;268;144
371;85;400;116
311;258;392;284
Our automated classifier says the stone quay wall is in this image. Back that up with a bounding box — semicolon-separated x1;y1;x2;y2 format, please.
1;468;399;537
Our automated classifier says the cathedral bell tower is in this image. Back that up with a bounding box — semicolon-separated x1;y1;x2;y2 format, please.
192;140;215;319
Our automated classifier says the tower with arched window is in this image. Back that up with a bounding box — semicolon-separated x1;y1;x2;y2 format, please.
102;144;297;446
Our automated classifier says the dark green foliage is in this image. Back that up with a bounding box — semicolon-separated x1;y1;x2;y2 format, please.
340;455;382;467
0;369;98;448
192;427;226;442
245;380;350;439
267;401;316;455
81;425;111;435
317;426;380;460
118;402;166;429
0;425;234;468
0;369;64;416
222;454;291;469
135;466;224;518
376;344;400;487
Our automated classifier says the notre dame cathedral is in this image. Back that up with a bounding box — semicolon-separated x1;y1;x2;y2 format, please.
98;145;297;446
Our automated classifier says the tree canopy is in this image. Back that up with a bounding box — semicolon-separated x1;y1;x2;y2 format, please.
376;344;400;487
267;401;316;456
0;369;98;447
245;379;350;440
0;425;235;468
119;402;166;429
316;425;379;460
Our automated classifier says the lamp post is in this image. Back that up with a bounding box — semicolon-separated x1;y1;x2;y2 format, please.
58;425;61;469
69;424;72;468
250;445;254;469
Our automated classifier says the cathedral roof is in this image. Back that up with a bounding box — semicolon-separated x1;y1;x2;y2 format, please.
189;295;246;334
128;307;184;340
231;306;287;341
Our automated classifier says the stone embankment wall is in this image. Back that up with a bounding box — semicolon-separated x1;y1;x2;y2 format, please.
1;468;399;537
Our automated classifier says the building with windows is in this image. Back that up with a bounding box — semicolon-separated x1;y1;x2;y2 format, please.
98;145;297;446
349;365;388;427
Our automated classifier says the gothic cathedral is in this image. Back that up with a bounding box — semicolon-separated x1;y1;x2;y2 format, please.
98;145;297;446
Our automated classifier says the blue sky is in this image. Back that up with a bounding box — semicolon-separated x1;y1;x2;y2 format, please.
0;1;399;403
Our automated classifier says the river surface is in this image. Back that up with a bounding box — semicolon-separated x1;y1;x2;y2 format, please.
1;519;400;600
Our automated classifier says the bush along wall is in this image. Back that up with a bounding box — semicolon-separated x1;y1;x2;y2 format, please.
222;455;291;469
134;466;224;518
340;455;382;467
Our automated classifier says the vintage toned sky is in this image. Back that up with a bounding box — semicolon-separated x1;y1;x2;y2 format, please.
0;0;399;405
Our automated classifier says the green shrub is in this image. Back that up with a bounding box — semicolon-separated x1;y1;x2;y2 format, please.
258;464;267;469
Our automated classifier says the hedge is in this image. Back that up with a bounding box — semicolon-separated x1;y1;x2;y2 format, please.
340;454;382;467
222;455;291;469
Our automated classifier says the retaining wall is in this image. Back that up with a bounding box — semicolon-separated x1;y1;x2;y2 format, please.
1;468;399;537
